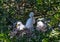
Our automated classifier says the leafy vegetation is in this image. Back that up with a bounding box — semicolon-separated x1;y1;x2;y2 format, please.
0;0;60;42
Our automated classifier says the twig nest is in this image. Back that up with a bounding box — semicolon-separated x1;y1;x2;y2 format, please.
16;28;32;37
9;30;17;38
9;28;32;38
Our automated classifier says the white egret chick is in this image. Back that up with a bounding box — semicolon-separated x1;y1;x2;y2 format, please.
16;21;25;30
25;12;35;31
9;21;25;38
36;18;47;32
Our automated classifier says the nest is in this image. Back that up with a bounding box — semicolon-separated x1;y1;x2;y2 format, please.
9;28;32;38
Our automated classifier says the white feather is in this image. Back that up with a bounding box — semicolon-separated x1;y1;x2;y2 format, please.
16;21;25;30
36;20;47;32
37;21;44;28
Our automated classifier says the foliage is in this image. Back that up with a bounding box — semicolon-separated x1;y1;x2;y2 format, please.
0;0;60;42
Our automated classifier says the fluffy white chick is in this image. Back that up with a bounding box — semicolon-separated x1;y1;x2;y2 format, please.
16;21;25;30
36;18;47;32
9;21;25;38
25;12;35;31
